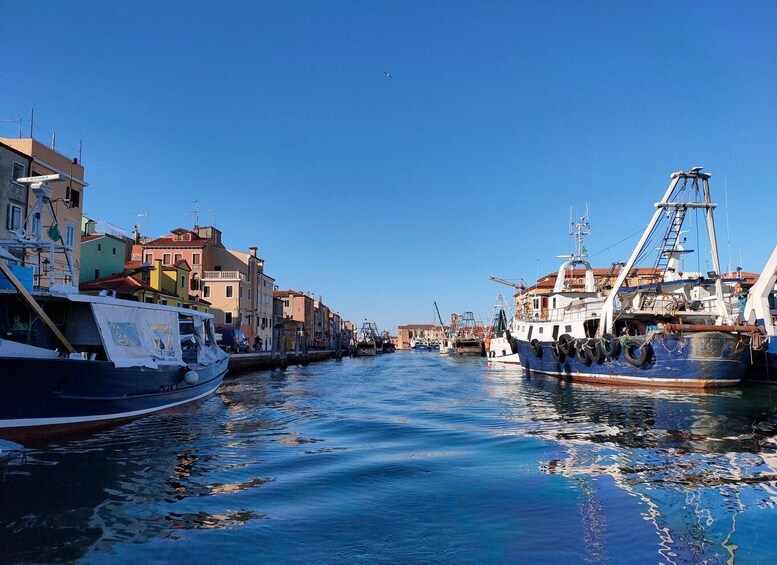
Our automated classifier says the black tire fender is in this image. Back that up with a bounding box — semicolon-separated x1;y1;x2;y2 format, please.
558;334;575;356
623;338;651;366
530;338;542;358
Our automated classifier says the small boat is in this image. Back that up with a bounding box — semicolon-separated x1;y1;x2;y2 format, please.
744;244;777;381
514;168;756;388
0;176;229;441
486;297;520;365
356;321;378;356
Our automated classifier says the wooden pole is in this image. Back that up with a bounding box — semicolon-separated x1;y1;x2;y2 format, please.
0;262;75;354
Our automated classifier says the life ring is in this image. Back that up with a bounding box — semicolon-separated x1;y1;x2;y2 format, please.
623;338;651;366
550;341;565;362
530;338;542;358
601;333;620;359
575;339;591;365
585;338;604;363
558;334;575;356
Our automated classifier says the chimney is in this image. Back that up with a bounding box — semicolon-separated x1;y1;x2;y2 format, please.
249;246;258;258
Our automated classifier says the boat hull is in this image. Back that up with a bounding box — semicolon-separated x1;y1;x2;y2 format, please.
744;338;777;383
0;356;229;441
517;332;747;388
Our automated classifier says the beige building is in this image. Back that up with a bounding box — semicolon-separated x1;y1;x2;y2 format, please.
396;324;446;350
274;290;316;347
0;137;86;285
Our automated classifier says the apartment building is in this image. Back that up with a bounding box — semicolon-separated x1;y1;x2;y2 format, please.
0;137;86;285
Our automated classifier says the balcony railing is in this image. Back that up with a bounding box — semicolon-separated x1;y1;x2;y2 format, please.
202;271;247;281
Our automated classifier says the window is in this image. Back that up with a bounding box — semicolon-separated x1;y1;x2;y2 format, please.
163;253;171;265
239;286;243;299
174;253;182;262
180;275;186;288
97;243;102;252
144;253;152;264
226;285;233;298
112;247;117;256
160;299;167;305
192;253;200;265
94;268;100;279
191;273;199;291
225;312;233;324
248;289;251;301
145;297;153;303
31;213;40;236
11;162;25;184
65;224;76;247
203;285;211;298
6;204;22;231
65;186;80;208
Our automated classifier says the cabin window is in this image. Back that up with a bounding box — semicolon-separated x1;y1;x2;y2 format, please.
6;203;22;230
552;297;556;308
94;268;100;279
539;327;544;334
97;243;102;252
112;247;117;256
203;285;211;298
163;253;171;265
225;312;233;324
565;325;572;333
226;285;233;298
552;325;559;340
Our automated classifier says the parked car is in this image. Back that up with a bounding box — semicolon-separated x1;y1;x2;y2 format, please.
216;328;250;353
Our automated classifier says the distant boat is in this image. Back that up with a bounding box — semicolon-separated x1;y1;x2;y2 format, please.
485;297;520;365
356;321;379;356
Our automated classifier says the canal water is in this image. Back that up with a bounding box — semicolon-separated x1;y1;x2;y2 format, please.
4;353;777;563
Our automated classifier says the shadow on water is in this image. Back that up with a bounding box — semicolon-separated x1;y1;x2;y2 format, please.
484;364;777;564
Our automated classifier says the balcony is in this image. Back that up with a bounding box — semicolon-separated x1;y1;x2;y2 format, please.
202;271;247;281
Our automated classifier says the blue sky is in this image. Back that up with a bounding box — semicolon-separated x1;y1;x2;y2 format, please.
2;1;776;331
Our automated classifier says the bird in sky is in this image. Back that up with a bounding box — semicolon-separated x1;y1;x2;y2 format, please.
384;71;392;78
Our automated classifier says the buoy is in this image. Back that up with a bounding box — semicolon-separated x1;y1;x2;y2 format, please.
183;370;199;385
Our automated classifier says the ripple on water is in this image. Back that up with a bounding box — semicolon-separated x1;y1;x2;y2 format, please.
6;355;777;563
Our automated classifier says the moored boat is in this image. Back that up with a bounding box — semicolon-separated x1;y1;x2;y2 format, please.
0;176;229;441
486;297;520;365
514;168;755;388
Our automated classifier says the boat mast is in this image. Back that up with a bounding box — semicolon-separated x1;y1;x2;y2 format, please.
599;167;727;336
598;171;683;336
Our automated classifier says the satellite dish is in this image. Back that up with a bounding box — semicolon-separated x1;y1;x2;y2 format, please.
13;228;26;240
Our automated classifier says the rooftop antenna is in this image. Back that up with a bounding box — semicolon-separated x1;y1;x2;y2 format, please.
189;199;200;226
30;108;34;138
207;209;216;226
137;211;148;231
2;118;22;138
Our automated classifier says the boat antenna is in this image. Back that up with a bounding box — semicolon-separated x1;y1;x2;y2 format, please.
724;178;732;275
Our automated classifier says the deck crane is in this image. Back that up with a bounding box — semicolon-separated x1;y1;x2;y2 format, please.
488;276;527;292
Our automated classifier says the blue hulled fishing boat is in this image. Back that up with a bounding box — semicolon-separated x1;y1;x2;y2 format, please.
514;167;757;388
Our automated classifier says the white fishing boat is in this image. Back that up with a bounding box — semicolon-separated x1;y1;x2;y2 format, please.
485;296;520;365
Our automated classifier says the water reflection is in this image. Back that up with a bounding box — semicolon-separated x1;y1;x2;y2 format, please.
484;365;777;563
0;373;288;562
